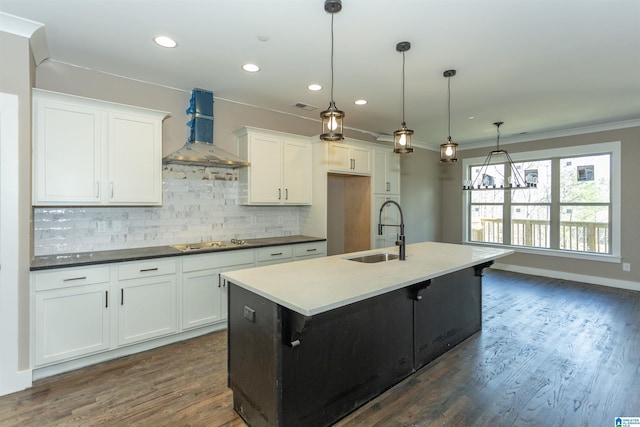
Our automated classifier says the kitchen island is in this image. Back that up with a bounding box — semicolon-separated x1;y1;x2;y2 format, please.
221;242;513;427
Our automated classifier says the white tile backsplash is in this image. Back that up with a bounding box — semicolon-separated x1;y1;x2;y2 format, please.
33;165;300;255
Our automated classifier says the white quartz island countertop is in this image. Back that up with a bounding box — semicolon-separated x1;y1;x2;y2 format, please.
221;242;513;316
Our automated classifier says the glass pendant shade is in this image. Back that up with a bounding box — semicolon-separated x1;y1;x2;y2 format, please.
320;101;345;141
393;123;414;153
440;137;458;163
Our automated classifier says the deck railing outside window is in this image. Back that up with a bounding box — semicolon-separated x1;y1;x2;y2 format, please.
472;218;609;254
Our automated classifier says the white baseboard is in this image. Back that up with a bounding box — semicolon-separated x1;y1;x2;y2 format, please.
492;263;640;292
0;369;32;397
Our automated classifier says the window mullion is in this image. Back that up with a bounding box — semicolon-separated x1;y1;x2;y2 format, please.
550;158;560;249
503;161;512;245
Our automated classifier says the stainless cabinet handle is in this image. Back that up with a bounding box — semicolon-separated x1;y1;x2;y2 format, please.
306;248;317;252
278;188;281;200
110;182;114;198
140;267;159;272
121;288;124;305
285;188;288;200
63;276;87;282
271;252;283;256
105;290;109;308
218;275;222;288
386;182;391;192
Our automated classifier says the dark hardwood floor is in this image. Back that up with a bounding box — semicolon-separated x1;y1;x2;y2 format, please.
1;270;638;426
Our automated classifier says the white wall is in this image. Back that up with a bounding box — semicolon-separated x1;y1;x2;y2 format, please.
0;27;35;395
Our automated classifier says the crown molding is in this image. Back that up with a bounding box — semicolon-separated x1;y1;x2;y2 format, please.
458;119;640;152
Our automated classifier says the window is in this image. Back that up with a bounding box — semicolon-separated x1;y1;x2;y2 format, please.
463;142;620;261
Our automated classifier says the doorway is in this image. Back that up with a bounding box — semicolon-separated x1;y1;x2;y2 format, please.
327;174;371;255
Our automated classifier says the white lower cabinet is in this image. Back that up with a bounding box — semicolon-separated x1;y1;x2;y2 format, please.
31;241;325;372
32;266;111;366
181;250;255;330
256;245;294;266
117;259;178;346
182;269;223;330
293;241;327;260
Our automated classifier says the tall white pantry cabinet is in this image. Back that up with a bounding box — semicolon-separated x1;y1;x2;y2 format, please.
32;89;168;206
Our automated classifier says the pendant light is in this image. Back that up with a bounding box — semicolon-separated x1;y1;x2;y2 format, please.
463;122;537;190
320;0;345;141
440;69;458;163
393;41;414;154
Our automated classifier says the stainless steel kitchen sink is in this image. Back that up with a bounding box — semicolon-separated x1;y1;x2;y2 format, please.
346;252;399;263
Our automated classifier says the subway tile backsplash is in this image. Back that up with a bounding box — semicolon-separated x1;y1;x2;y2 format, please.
33;165;300;256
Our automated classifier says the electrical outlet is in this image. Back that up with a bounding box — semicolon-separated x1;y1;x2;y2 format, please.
243;306;256;323
622;263;631;272
112;220;122;233
97;220;108;233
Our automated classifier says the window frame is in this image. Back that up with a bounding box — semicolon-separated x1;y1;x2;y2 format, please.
462;141;621;263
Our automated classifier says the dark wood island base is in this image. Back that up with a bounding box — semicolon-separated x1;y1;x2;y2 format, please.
227;262;493;427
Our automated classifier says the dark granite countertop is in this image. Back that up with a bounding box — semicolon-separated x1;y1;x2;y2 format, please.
31;235;326;271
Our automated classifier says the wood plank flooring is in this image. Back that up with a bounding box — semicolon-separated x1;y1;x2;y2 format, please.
1;270;638;426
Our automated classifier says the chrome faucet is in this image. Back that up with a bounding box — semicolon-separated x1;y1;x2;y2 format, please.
377;200;406;261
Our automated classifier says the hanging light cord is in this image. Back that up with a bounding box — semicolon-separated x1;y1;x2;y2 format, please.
330;11;335;104
496;122;501;151
401;50;406;125
447;76;452;139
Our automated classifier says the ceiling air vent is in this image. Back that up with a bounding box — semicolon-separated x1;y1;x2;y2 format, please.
292;102;318;111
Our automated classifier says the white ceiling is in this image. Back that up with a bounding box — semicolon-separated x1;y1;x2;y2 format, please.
2;0;639;149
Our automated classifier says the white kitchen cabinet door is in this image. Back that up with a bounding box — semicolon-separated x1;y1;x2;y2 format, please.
245;132;283;203
32;89;166;206
282;138;312;204
350;145;372;174
373;150;401;195
108;112;163;205
32;97;102;204
327;142;371;175
182;269;222;330
327;143;351;171
182;250;255;327
237;127;311;205
34;283;110;366
118;275;177;346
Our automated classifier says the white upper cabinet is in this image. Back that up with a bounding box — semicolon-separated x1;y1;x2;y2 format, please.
32;89;168;206
236;127;312;205
373;149;401;194
327;141;371;175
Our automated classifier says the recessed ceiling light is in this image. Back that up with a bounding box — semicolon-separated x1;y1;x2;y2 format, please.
307;84;322;91
153;35;177;48
468;116;475;120
242;63;260;72
354;99;367;105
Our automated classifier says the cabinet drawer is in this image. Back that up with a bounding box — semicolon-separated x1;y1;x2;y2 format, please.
182;249;255;273
33;266;110;292
256;246;293;262
294;242;326;258
118;259;176;280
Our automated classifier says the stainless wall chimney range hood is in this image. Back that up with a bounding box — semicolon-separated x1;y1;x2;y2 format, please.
163;89;250;168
